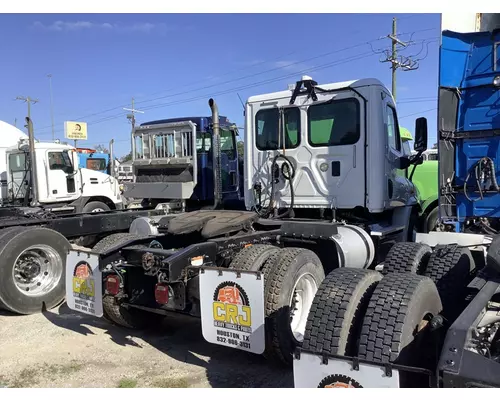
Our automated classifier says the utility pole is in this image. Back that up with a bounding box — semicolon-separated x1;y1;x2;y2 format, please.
47;74;55;141
15;96;39;124
381;17;418;102
124;97;144;160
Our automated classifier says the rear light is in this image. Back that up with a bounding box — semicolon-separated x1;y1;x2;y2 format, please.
155;283;170;305
105;274;121;296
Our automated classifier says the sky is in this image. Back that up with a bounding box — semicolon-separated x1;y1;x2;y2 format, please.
0;13;442;158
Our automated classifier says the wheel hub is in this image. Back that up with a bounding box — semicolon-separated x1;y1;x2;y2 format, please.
12;245;63;297
289;272;318;342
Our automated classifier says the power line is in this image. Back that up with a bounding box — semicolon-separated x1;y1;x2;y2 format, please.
379;17;420;101
40;50;379;136
399;108;437;119
35;29;440;138
34;32;415;135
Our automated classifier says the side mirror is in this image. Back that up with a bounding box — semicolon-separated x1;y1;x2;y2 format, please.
414;117;428;153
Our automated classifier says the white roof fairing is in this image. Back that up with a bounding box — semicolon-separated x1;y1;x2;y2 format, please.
246;78;387;104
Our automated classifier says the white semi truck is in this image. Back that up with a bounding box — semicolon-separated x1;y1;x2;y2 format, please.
63;77;427;367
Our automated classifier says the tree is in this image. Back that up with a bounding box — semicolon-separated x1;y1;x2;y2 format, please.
94;144;109;154
120;152;132;163
237;141;244;158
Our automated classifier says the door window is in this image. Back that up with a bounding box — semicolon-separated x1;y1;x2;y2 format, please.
308;98;360;146
255;107;300;150
387;106;401;152
48;152;74;173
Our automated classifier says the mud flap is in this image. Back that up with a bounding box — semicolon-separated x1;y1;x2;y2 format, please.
65;250;103;317
293;351;401;388
199;267;265;354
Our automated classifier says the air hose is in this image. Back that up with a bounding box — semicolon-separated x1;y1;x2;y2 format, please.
464;156;500;202
253;153;296;219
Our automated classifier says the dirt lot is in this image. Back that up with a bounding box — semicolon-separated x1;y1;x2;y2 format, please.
0;305;293;388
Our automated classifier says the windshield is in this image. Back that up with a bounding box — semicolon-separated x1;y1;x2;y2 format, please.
255;107;300;150
196;129;237;158
86;158;107;171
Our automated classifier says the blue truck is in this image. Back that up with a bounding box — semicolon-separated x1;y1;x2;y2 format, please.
122;102;244;211
76;148;111;175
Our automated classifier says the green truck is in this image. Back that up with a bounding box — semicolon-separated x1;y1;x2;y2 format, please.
400;127;439;232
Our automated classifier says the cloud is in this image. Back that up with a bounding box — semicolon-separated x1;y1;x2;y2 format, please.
32;21;175;34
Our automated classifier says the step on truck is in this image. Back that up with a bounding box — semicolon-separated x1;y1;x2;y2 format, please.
64;74;429;366
0;111;241;315
291;13;500;388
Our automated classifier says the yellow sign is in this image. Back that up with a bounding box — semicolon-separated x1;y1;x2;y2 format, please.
65;121;88;140
213;302;251;327
212;282;252;333
73;277;95;298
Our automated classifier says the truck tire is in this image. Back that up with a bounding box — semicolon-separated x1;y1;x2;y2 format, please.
302;268;383;357
229;244;280;271
358;273;442;367
262;247;325;366
424;245;474;320
423;207;439;233
93;233;162;329
0;226;70;314
382;242;432;275
83;201;110;213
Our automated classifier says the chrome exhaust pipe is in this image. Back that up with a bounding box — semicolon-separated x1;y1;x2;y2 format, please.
209;98;222;209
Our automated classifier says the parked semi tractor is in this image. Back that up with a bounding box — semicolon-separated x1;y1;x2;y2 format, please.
123;112;243;212
0;112;244;315
64;75;428;366
290;13;500;388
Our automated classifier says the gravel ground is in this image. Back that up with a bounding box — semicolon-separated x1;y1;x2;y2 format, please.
0;304;293;388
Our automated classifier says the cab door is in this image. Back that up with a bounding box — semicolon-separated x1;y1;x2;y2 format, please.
45;150;79;201
384;102;414;207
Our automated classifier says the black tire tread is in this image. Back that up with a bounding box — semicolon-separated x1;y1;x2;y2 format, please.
302;268;383;357
424;245;474;317
92;232;143;253
229;244;280;271
93;233;156;328
383;242;432;275
358;273;442;364
263;247;324;364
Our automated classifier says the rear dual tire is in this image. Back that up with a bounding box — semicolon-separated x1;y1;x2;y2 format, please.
93;233;163;329
0;226;70;314
231;245;325;366
302;268;443;387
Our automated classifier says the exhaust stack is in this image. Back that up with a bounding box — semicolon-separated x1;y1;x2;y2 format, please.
209;98;222;209
109;139;115;178
26;117;39;206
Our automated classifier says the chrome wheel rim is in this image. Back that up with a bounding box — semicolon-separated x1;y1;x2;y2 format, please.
289;272;318;342
13;245;63;297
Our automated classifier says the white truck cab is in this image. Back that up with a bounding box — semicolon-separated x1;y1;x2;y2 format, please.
245;76;418;215
5;139;123;213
